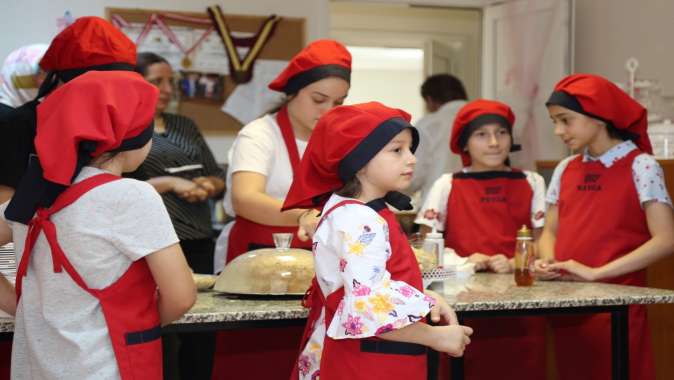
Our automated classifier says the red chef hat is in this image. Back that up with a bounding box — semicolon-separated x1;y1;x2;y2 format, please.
4;71;157;224
36;70;157;185
546;73;652;154
40;16;136;73
268;39;351;94
450;99;518;166
282;102;418;211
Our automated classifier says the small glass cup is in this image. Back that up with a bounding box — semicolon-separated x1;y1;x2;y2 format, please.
272;233;293;252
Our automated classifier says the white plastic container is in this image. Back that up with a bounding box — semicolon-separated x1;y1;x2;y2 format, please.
423;231;445;268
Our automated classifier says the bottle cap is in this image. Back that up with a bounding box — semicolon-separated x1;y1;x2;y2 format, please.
516;225;533;239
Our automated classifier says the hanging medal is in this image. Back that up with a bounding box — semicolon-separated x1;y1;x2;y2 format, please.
134;13;214;70
154;16;213;69
207;5;280;84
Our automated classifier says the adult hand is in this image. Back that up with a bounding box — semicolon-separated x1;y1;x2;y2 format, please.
193;176;217;198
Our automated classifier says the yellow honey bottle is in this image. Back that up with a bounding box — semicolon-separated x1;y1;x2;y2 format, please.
514;225;535;286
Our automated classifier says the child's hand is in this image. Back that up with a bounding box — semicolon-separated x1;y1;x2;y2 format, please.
468;253;490;271
487;254;512;273
431;325;473;357
425;290;457;325
547;260;599;281
533;259;561;281
297;209;320;242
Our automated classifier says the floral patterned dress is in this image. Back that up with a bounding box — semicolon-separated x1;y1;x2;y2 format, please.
297;194;434;380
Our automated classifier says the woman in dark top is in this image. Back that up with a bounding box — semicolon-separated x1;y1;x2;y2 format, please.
132;52;225;274
132;52;224;380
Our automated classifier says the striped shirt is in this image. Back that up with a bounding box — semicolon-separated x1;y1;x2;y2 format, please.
128;113;225;240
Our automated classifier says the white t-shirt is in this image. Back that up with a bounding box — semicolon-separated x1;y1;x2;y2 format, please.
2;167;178;380
215;114;307;273
222;113;307;216
407;100;466;199
415;169;547;231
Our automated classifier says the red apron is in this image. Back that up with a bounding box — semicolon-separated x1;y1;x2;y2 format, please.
15;173;162;380
551;149;655;380
443;170;546;380
225;106;312;263
213;107;308;380
291;199;428;380
445;170;533;257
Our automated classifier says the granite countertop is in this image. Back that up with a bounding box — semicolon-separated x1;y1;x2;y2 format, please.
429;273;674;311
2;273;674;333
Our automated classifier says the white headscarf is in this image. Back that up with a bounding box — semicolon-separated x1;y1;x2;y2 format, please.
0;44;48;107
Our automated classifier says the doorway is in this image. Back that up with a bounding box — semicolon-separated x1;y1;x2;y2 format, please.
330;1;482;121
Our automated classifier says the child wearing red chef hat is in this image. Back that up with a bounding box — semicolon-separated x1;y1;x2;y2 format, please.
283;101;473;380
0;71;196;379
536;73;674;380
414;99;547;379
1;16;139;209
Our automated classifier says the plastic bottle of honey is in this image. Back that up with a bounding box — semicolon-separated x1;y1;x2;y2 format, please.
514;225;535;286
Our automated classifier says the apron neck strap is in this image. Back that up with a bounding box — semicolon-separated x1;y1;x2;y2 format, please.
276;106;302;177
15;173;121;300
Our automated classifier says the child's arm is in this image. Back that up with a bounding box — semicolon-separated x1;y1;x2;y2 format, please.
534;204;561;280
379;319;473;357
232;172;318;230
0;275;15;316
424;289;458;325
0;186;13;205
0;217;14;315
145;243;197;325
325;204;472;356
548;201;674;281
0;218;10;247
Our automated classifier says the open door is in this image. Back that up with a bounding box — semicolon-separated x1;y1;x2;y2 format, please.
482;0;574;168
424;39;458;77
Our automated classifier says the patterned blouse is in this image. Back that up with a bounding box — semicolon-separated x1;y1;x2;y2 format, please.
297;194;434;380
129;113;226;240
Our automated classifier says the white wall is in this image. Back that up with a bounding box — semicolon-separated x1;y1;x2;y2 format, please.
1;0;329;163
345;47;425;122
0;0;329;61
574;0;674;99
